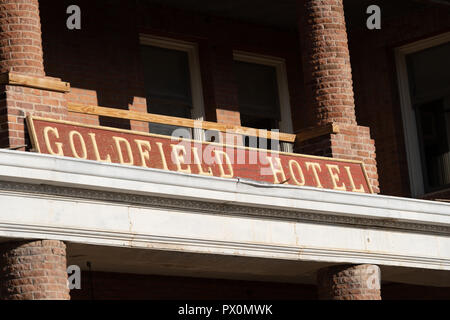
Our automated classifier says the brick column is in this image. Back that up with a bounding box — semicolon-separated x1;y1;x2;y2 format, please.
0;0;45;76
0;0;69;150
317;264;381;300
297;0;380;193
0;240;70;300
299;0;356;126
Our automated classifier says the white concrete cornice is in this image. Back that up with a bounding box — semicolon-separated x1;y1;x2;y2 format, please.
0;150;449;271
0;150;448;233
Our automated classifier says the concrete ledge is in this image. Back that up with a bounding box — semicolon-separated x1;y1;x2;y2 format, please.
0;150;448;231
0;149;449;271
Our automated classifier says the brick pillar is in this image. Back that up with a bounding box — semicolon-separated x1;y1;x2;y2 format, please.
0;240;70;300
0;0;69;150
299;0;356;126
317;264;381;300
297;0;380;193
0;0;45;76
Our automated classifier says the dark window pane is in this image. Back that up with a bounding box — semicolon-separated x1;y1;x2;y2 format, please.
234;61;282;150
234;61;281;120
407;42;450;192
406;43;450;104
141;44;194;137
141;45;192;105
416;99;450;190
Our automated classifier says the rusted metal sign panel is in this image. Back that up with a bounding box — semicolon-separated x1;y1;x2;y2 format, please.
27;117;373;193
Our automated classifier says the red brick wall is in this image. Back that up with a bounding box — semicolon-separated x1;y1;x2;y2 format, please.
40;0;142;131
39;0;304;135
349;7;450;197
295;126;379;193
3;1;447;197
0;84;67;149
37;1;450;197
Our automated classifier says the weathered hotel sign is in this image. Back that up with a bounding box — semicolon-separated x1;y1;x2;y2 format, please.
27;117;373;193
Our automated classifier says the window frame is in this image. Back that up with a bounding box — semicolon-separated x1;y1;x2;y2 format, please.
139;34;206;141
395;32;450;197
233;51;294;152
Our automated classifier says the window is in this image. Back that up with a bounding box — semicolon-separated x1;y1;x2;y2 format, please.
395;33;450;196
234;61;280;130
414;98;450;191
140;35;205;140
233;51;293;152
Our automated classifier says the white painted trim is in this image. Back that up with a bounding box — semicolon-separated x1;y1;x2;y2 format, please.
0;150;448;230
394;32;450;197
140;34;206;141
0;218;448;271
233;51;294;152
0;150;449;271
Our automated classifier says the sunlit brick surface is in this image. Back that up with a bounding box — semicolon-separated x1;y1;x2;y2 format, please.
0;240;69;300
0;0;45;76
317;264;381;300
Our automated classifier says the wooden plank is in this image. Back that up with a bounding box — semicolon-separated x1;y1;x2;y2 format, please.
0;72;70;92
296;123;340;143
68;103;296;143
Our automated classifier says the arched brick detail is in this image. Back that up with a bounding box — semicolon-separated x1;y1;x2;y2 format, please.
0;0;45;76
0;240;70;300
317;264;381;300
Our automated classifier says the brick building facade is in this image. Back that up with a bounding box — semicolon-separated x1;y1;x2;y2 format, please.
0;0;449;300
